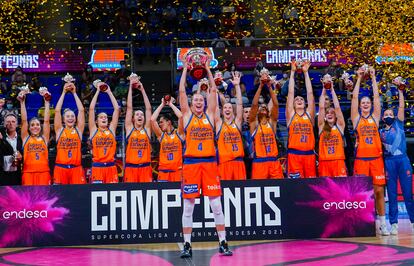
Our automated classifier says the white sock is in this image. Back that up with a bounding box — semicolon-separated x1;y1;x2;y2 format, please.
218;231;226;242
184;234;191;244
379;215;386;225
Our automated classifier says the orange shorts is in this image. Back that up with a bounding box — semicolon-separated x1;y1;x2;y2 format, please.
251;158;283;179
124;164;152;183
354;157;386;185
22;171;51;186
182;158;221;199
219;159;246;180
53;165;86;184
158;169;182;182
91;163;118;184
318;160;347;177
288;152;316;178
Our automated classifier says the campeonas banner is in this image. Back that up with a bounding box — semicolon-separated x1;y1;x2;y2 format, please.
0;177;375;247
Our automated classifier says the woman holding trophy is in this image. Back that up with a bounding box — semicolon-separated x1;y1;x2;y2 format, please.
178;49;232;258
19;86;51;185
286;59;316;178
150;95;184;182
53;73;86;184
124;73;153;183
351;66;388;235
88;80;120;184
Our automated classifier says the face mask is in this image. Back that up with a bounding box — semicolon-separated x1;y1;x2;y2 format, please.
122;101;126;106
384;117;394;126
283;74;288;79
7;104;13;109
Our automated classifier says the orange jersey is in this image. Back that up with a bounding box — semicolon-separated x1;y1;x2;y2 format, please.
55;127;82;166
318;125;345;161
252;122;278;158
288;112;315;151
184;113;216;157
91;129;116;163
23;136;49;173
355;115;382;158
159;130;183;171
217;120;244;163
126;128;151;164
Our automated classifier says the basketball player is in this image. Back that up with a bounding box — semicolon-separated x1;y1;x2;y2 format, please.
215;71;246;180
151;97;183;182
351;66;388;235
317;84;347;177
286;60;316;178
380;84;414;235
249;74;283;179
19;91;51;185
53;81;86;184
89;81;120;184
178;60;232;258
124;77;153;183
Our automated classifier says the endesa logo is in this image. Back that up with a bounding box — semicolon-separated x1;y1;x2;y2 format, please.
1;209;48;219
323;200;367;210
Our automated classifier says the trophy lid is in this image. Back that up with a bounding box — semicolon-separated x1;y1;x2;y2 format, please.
63;73;76;83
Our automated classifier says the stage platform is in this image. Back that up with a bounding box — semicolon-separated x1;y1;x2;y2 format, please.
0;219;412;266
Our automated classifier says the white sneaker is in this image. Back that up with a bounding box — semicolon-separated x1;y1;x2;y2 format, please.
379;224;390;236
390;224;398;235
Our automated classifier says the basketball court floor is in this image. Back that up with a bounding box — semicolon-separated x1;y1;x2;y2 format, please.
0;219;412;266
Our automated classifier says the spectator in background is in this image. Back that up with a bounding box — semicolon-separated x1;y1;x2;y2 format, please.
162;3;177;32
30;74;42;92
0;72;7;95
81;65;95;105
212;34;230;48
114;2;132;34
223;63;236;84
10;67;27;107
191;5;208;32
242;32;255;47
11;66;26;84
0;95;5;126
114;60;131;98
0;113;23;186
324;58;343;91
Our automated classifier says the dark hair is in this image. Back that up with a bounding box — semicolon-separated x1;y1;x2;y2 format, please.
159;113;172;122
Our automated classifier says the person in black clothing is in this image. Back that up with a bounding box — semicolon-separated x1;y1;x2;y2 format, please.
0;113;23;186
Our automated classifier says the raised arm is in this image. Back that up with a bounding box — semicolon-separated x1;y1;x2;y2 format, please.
150;100;165;139
286;62;297;122
125;82;134;133
179;64;190;116
54;88;66;133
268;81;279;127
249;82;263;134
397;89;405;121
73;86;85;134
231;71;243;129
303;61;315;123
351;68;364;127
89;89;99;136
318;88;327;132
370;67;381;124
169;100;184;136
206;59;218;118
19;97;28;140
108;88;120;133
331;87;345;132
138;84;152;134
43;99;50;143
